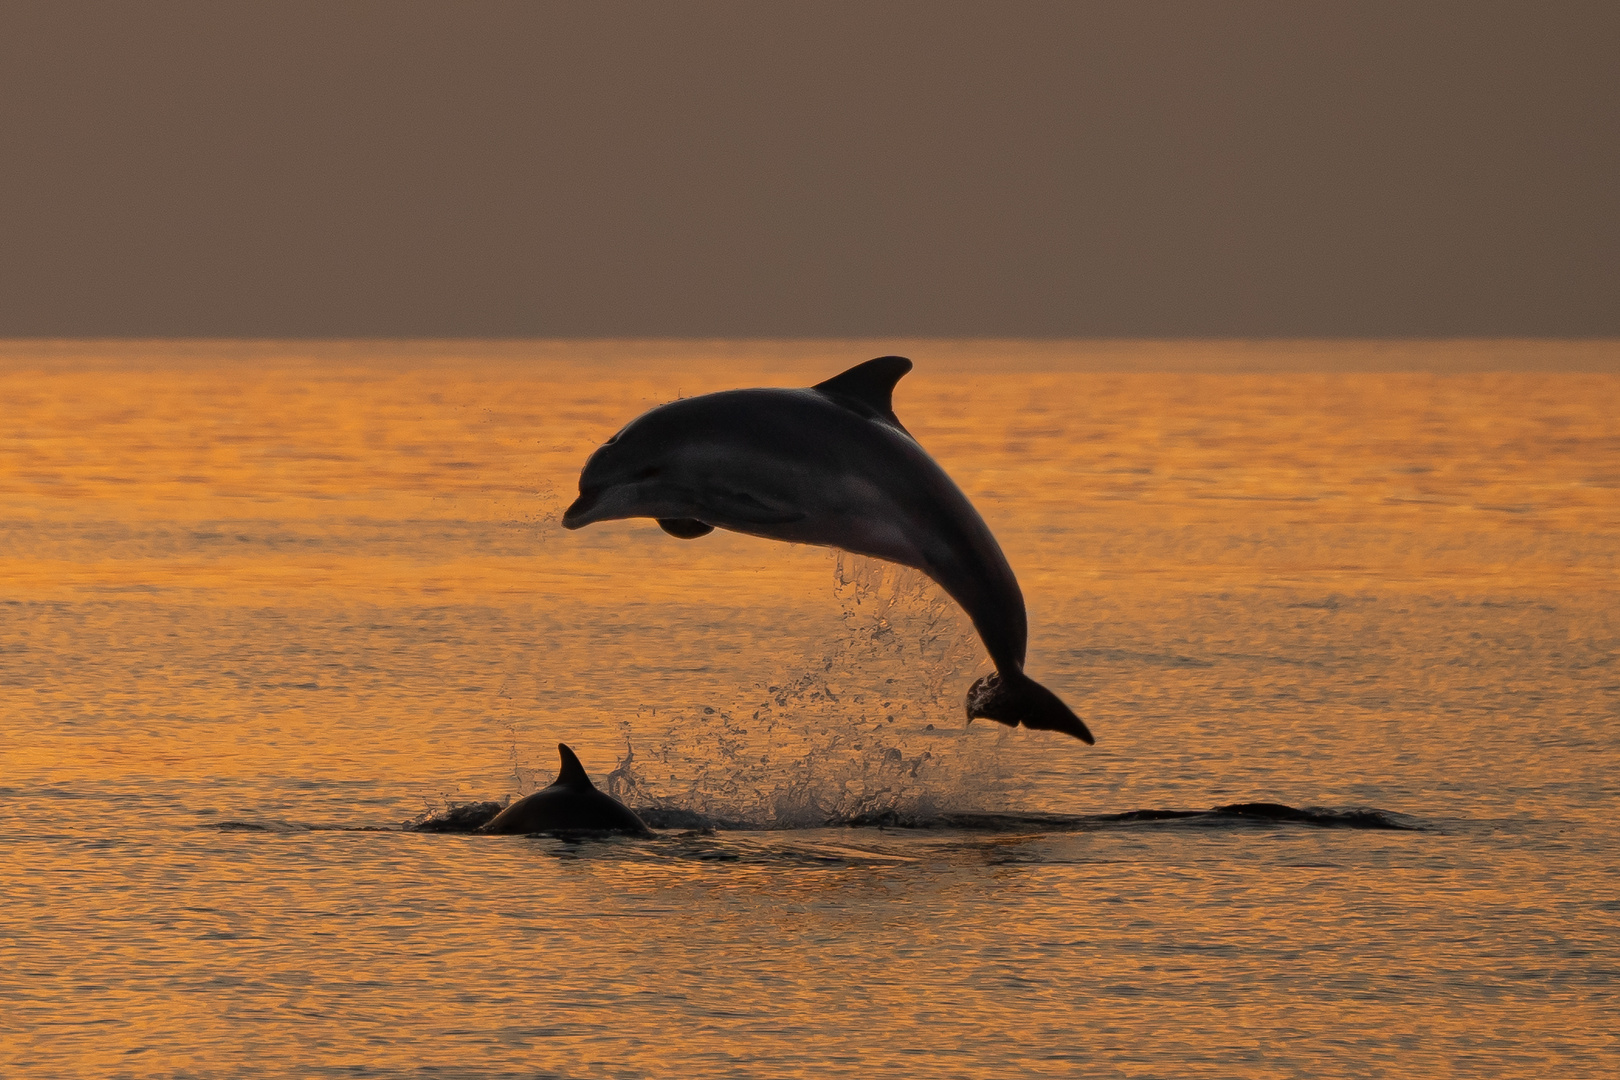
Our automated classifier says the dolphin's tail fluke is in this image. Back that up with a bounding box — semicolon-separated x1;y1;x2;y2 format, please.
966;671;1094;744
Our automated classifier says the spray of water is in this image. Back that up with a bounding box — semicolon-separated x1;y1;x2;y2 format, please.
605;553;1015;827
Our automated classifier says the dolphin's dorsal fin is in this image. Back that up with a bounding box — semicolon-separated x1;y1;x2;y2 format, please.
814;356;913;428
552;743;595;790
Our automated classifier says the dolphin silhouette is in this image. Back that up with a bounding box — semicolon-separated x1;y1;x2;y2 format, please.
561;356;1094;744
480;743;653;835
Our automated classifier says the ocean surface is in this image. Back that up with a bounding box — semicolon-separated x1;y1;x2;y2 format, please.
2;339;1616;1078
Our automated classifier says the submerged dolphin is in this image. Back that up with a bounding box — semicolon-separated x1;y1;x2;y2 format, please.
480;743;653;835
561;356;1094;743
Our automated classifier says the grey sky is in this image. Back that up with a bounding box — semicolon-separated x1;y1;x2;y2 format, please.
2;1;1615;337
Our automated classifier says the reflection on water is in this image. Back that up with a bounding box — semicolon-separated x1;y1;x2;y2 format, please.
1;340;1616;1077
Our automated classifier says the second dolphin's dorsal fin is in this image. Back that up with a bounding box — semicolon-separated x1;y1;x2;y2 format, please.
813;356;913;429
552;743;595;790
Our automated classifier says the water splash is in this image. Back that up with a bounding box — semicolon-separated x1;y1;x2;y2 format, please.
491;675;548;797
605;553;1012;827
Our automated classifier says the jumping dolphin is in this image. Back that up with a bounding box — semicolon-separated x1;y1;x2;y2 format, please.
480;744;653;835
561;356;1094;744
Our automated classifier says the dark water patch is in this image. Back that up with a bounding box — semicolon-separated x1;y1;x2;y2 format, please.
637;832;916;868
843;802;1423;832
18;786;101;801
206;820;409;835
1071;646;1213;668
404;801;504;833
305;1066;573;1079
1288;593;1376;610
1205;802;1421;830
636;806;727;831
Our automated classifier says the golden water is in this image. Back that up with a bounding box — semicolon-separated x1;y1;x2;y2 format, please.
2;340;1616;1077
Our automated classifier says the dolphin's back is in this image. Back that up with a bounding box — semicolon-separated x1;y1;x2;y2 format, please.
480;786;649;835
481;744;652;835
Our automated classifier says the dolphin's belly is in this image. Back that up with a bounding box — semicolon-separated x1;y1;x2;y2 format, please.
707;473;932;570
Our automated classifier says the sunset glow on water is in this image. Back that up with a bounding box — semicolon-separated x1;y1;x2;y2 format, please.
2;340;1616;1077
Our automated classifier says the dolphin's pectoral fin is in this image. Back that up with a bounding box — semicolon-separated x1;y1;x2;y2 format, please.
814;356;913;429
703;488;807;526
658;518;714;539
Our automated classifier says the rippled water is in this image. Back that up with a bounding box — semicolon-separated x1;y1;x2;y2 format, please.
2;340;1616;1077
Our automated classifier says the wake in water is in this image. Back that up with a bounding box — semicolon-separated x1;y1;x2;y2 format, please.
395;800;1421;835
834;803;1422;832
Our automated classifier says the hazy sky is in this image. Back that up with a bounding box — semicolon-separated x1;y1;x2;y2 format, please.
2;1;1615;337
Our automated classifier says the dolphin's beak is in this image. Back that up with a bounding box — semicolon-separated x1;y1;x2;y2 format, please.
561;490;601;530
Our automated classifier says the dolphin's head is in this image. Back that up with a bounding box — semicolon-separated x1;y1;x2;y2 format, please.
562;405;703;529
